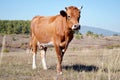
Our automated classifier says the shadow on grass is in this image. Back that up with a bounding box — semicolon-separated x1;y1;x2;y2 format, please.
63;64;99;72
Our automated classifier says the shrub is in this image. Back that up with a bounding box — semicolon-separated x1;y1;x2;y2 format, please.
75;34;83;39
107;45;114;49
86;31;94;36
12;37;17;41
106;44;120;49
0;43;2;47
93;34;99;39
86;31;102;39
3;48;9;53
75;32;83;40
113;34;119;36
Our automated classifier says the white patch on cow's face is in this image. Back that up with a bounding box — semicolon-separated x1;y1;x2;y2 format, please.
72;24;80;30
37;41;54;48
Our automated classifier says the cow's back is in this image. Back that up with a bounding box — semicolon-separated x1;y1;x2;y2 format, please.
30;15;59;43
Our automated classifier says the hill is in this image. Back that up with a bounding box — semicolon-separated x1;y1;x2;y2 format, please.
80;26;120;36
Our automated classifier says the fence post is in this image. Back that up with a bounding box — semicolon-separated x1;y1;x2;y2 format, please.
0;35;6;66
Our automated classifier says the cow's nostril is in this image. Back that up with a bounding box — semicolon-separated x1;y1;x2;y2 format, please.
74;25;77;27
74;24;80;28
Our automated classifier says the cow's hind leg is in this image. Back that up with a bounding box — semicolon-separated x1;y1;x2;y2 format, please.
32;52;37;69
31;37;37;69
32;44;37;69
40;47;47;70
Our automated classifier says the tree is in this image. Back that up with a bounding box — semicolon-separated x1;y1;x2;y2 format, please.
75;31;83;39
0;20;30;34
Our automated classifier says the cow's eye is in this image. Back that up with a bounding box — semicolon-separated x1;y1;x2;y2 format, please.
67;16;71;20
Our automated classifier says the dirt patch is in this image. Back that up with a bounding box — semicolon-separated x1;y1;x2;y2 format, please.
0;34;120;52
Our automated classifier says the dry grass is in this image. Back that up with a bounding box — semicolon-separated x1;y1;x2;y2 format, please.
0;48;120;80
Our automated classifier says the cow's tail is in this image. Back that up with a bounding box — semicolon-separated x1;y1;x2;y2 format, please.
29;16;37;53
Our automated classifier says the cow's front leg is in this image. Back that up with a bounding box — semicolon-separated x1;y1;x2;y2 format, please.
60;34;73;53
60;41;68;53
60;38;69;53
54;44;64;74
60;41;66;47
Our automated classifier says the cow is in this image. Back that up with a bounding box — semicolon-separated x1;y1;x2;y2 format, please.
30;6;82;74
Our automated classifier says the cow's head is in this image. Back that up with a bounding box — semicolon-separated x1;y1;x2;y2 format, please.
60;6;82;31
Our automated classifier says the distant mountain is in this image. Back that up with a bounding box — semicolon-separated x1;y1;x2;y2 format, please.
80;26;120;36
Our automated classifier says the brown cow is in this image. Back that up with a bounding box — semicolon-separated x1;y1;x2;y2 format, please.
30;6;82;74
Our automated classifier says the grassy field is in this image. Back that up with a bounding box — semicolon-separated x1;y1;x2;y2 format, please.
0;35;120;80
0;48;120;80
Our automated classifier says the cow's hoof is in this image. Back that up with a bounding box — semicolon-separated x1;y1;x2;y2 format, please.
32;66;37;69
32;67;36;70
59;72;62;75
57;71;62;75
43;67;48;70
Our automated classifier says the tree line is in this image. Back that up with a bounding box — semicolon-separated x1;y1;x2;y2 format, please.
0;20;30;34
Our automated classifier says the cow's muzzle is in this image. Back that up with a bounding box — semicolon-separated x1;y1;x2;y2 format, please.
72;24;81;30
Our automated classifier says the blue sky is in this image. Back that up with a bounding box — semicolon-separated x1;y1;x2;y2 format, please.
0;0;120;32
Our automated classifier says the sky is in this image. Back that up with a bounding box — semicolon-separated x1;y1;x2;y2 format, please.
0;0;120;32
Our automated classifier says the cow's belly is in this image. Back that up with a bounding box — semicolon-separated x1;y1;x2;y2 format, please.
37;41;54;48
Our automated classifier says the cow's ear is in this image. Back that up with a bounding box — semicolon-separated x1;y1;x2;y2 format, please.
60;10;67;17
